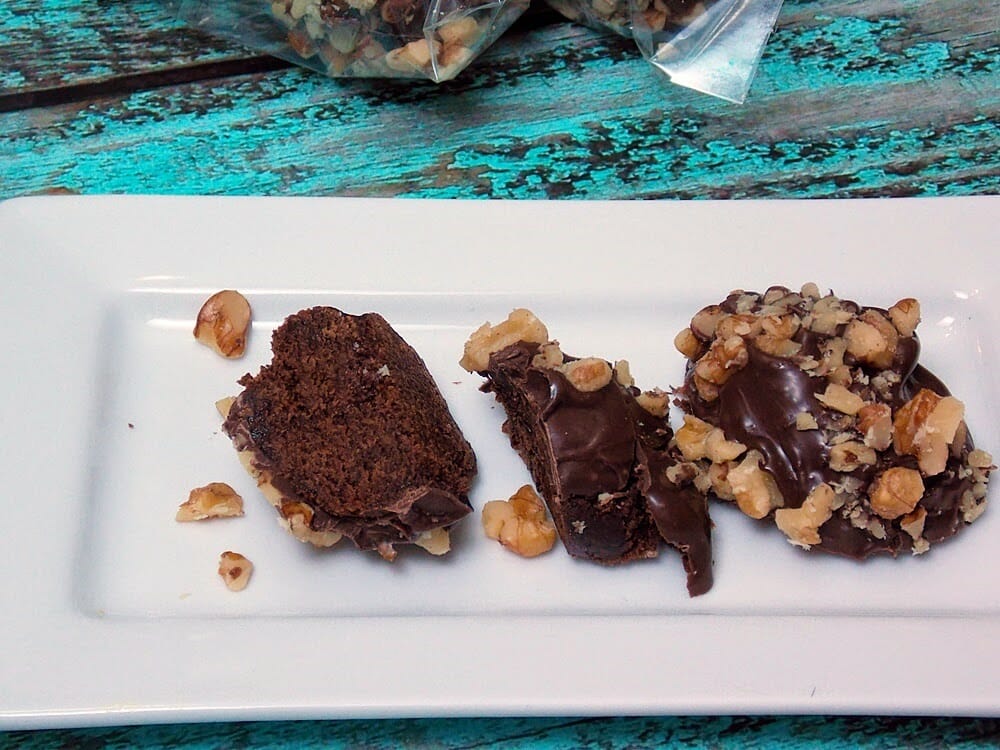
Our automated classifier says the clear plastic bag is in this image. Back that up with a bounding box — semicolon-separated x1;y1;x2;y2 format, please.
168;0;528;82
544;0;783;102
631;0;784;102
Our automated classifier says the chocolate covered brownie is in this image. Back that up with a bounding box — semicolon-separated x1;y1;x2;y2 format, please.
673;284;993;558
222;306;477;560
461;309;713;595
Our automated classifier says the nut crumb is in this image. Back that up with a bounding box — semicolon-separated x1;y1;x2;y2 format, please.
218;551;253;591
176;482;244;521
194;290;251;358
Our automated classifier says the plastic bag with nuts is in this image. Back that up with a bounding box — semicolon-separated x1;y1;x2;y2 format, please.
167;0;528;82
545;0;785;103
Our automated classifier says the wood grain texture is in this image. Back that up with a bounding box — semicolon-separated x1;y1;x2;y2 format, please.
2;716;1000;748
1;0;997;199
0;0;249;93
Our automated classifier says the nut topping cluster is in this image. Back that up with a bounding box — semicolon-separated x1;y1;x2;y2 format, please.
674;284;993;554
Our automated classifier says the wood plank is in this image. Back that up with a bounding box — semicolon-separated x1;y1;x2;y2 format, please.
1;0;996;199
0;0;252;94
2;715;1000;748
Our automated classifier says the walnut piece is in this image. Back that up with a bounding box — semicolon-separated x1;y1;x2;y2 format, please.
774;483;835;548
218;551;253;591
176;482;244;521
888;298;921;337
857;403;893;450
194;290;251;358
674;415;746;463
844;310;898;369
728;450;784;519
893;389;965;476
869;466;925;520
278;500;343;547
557;357;613;392
828;440;877;472
815;383;865;416
481;485;557;558
694;335;749;387
460;308;549;372
636;388;669;417
674;327;703;360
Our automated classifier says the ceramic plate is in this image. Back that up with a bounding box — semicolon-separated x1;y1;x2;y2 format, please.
1;196;997;728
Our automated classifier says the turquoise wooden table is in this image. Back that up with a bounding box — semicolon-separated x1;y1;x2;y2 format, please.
1;0;998;746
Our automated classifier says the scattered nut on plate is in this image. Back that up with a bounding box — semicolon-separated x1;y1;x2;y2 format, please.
176;482;245;521
482;485;557;558
194;290;251;358
218;551;253;591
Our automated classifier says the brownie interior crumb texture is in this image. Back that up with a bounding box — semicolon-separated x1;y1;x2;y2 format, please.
673;284;993;558
461;309;713;596
223;306;477;560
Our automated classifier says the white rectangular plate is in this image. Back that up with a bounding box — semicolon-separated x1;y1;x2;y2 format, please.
1;195;997;728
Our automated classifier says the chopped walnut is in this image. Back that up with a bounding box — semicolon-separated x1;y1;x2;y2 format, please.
968;449;995;469
808;295;854;335
893;389;965;476
774;483;835;548
460;308;549;372
869;466;925;520
899;506;927;541
795;412;819;430
815;383;865;416
194;290;251;358
717;313;763;340
844;310;898;369
278;500;343;547
800;282;821;300
531;342;564;369
887;298;921;337
754;334;801;358
613;359;634;387
636;389;669;417
828;441;877;472
481;485;557;558
385;38;440;73
857;403;893;450
414;527;451;556
176;482;244;521
690;305;725;340
218;551;253;591
694;335;748;387
674;327;703;360
557;357;613;392
728;450;784;519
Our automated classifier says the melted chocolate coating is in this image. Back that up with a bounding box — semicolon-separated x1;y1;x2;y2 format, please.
483;342;713;595
681;293;981;559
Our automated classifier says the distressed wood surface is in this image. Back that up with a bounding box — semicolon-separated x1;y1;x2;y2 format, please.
1;0;997;198
1;1;999;746
3;715;1000;748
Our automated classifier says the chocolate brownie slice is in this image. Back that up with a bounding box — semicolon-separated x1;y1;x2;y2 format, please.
673;284;993;558
461;309;713;595
222;306;476;560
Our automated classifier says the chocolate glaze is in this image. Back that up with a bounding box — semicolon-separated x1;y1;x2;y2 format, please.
483;341;713;595
681;295;981;560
